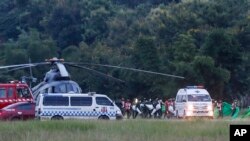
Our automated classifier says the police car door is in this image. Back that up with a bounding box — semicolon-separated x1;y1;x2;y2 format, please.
93;96;116;120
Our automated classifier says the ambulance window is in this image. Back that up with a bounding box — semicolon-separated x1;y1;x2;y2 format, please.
43;96;69;106
176;95;182;102
8;88;14;98
0;88;6;98
71;97;92;106
96;97;113;106
182;95;187;102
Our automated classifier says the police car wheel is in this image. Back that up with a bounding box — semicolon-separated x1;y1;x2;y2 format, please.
51;116;63;120
98;115;109;120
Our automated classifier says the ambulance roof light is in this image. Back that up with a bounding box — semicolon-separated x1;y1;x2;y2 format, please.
186;85;204;89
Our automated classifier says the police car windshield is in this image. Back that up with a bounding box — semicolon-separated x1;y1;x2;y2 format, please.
188;94;211;102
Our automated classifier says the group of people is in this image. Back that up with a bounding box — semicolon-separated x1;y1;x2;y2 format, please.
116;97;176;119
214;99;239;118
117;97;240;119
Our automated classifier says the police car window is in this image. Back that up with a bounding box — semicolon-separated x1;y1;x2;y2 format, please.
0;88;6;98
71;97;92;106
8;88;14;98
17;103;33;110
96;97;113;106
43;96;69;106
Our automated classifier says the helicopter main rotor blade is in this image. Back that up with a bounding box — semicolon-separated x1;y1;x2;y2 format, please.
0;62;49;70
65;62;185;79
0;66;33;74
0;64;35;69
65;64;125;83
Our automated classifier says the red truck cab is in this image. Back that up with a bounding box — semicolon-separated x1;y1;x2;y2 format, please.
0;81;33;109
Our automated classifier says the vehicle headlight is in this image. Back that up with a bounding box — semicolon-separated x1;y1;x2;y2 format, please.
116;110;122;115
187;104;193;111
207;105;212;111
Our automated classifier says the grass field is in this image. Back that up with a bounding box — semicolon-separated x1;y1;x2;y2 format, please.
0;119;249;141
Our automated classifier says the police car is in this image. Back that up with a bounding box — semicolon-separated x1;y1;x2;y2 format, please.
35;92;123;120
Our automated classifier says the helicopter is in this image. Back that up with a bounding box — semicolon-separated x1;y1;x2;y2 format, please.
0;57;185;103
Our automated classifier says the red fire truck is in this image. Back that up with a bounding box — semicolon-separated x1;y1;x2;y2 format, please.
0;81;33;109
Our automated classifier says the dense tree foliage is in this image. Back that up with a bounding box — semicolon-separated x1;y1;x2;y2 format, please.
0;0;249;102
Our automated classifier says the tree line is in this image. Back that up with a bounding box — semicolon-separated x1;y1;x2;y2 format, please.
0;0;249;101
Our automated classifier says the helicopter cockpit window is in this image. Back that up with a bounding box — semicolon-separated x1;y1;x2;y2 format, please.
0;88;6;98
53;84;67;93
66;84;78;93
52;83;80;93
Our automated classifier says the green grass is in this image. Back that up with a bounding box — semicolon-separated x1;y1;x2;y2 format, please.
0;119;249;141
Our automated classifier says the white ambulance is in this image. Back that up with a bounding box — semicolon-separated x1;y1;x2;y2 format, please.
35;92;123;120
174;86;213;119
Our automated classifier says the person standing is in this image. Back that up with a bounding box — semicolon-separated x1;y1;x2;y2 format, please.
121;98;125;116
164;99;169;118
217;100;223;118
125;99;132;119
231;100;237;116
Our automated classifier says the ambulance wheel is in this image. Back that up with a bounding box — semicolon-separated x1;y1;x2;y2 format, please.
51;115;63;120
183;110;186;119
176;110;179;119
98;115;109;120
